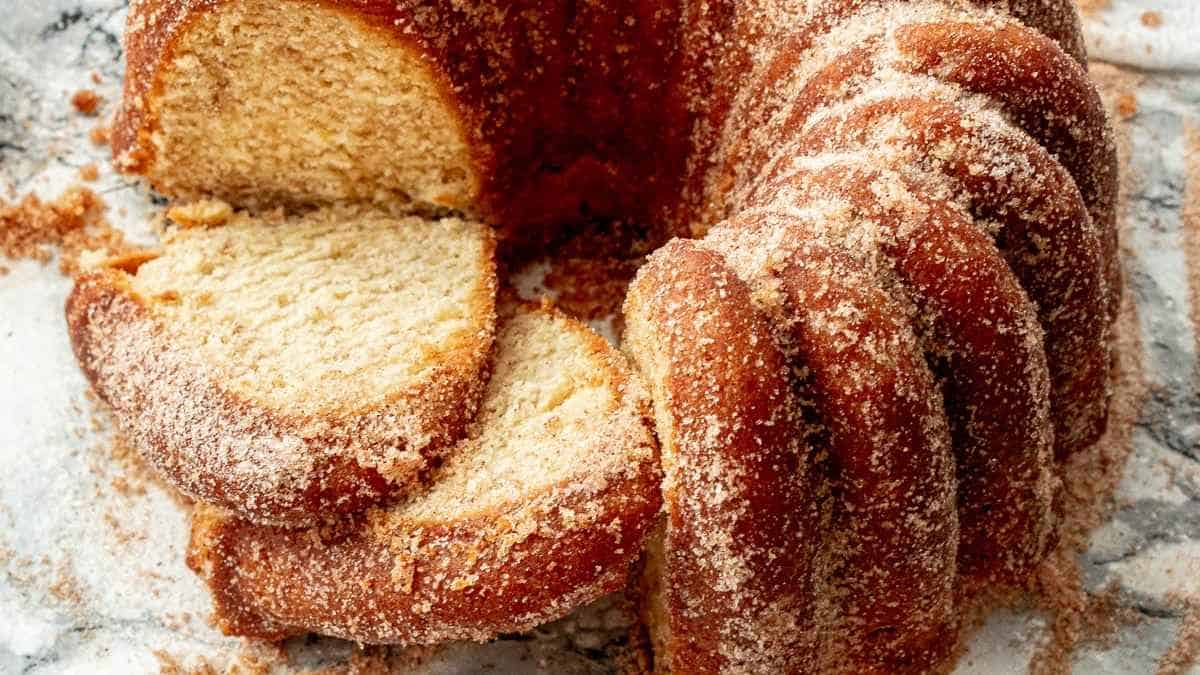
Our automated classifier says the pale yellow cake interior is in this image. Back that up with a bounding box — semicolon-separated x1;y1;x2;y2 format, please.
148;0;476;211
399;308;624;520
129;207;492;416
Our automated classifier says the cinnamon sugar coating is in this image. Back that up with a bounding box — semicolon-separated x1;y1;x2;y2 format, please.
778;96;1111;459
740;161;1058;588
702;220;960;672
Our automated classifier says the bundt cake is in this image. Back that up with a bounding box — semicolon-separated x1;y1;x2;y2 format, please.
74;0;1120;672
67;205;497;525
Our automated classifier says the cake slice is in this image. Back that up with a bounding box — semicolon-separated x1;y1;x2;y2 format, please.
187;302;661;644
66;204;497;526
114;0;480;214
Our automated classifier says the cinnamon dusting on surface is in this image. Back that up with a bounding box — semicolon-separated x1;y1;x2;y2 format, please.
0;549;89;612
1075;0;1111;16
1157;596;1200;675
1184;124;1200;366
154;650;217;675
84;390;188;509
1028;281;1147;673
47;561;85;606
1115;93;1138;121
0;186;133;276
1027;60;1149;674
154;643;277;675
104;433;155;499
1029;566;1140;675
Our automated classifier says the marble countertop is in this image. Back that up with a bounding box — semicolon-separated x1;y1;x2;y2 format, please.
1;1;1198;673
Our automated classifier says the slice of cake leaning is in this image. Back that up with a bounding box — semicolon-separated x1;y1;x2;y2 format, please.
66;204;497;525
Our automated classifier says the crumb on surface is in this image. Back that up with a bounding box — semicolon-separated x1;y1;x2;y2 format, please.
166;199;233;228
79;163;100;182
1140;11;1163;28
0;186;133;276
1115;93;1138;120
71;89;102;116
89;124;111;146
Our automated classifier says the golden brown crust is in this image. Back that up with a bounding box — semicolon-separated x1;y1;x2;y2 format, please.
705;2;1115;459
773;96;1112;458
700;220;960;673
623;240;817;675
65;227;497;525
187;305;662;644
754;161;1056;588
692;1;1087;224
893;19;1120;323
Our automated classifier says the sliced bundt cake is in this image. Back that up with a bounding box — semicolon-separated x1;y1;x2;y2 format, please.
67;205;496;525
187;303;661;642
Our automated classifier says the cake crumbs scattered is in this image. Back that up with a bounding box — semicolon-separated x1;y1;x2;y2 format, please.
71;89;102;116
167;199;234;228
0;186;135;276
79;163;100;182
